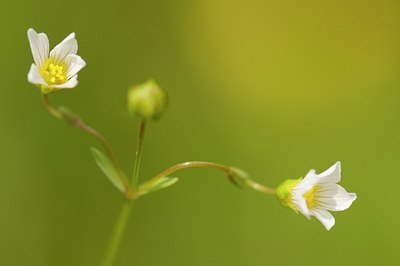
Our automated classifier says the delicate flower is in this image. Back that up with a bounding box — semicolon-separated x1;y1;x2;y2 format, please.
276;161;357;230
27;28;86;93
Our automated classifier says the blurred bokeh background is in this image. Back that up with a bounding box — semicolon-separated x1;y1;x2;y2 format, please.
1;0;399;265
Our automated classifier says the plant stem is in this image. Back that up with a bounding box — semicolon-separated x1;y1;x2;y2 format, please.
131;120;146;189
41;94;130;192
42;93;62;119
138;161;275;196
243;179;276;195
101;119;147;265
150;161;230;180
101;200;134;266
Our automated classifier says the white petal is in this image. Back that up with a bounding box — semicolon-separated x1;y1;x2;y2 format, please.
295;169;319;195
27;64;46;85
311;208;335;230
317;161;341;184
50;32;78;63
53;75;78;89
65;54;86;79
316;184;357;211
27;28;49;66
292;194;311;218
291;169;319;218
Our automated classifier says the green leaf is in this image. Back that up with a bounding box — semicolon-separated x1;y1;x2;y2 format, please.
58;105;82;125
137;176;179;197
228;167;250;188
91;147;125;192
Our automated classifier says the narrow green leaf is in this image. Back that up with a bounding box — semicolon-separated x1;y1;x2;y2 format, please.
58;105;82;125
91;147;124;192
228;167;250;188
138;176;179;197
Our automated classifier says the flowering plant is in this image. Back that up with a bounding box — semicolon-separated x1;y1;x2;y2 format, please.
28;28;357;266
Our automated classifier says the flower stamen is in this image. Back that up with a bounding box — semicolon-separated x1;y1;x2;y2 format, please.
304;186;318;209
40;58;67;85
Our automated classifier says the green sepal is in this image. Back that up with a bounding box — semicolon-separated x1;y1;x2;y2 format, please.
40;85;60;95
91;147;125;193
276;177;302;212
137;176;179;197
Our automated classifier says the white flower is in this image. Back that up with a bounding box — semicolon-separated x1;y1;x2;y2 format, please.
291;161;357;230
27;28;86;92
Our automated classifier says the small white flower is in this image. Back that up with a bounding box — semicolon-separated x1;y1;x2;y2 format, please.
27;28;86;92
290;161;357;230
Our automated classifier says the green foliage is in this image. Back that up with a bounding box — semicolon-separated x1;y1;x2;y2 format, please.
137;176;179;197
58;105;82;125
91;147;125;193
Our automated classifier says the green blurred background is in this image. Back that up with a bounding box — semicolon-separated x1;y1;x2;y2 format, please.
1;0;399;265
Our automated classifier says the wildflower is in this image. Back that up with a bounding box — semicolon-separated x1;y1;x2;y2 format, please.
276;162;357;230
27;28;86;93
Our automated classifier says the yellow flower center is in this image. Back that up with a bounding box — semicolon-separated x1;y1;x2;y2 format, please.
39;58;68;85
304;186;318;209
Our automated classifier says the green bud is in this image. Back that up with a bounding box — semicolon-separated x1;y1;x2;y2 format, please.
275;178;302;212
127;80;168;120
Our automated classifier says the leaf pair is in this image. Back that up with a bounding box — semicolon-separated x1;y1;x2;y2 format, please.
91;147;126;192
91;147;178;197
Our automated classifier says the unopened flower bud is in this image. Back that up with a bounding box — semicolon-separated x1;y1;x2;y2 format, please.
127;80;168;120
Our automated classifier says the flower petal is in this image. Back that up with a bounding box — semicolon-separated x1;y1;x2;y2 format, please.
316;183;357;211
295;169;319;195
27;28;49;66
311;208;335;230
317;161;341;184
292;194;311;218
50;32;78;63
291;169;319;218
65;54;86;79
53;75;78;89
27;64;46;85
